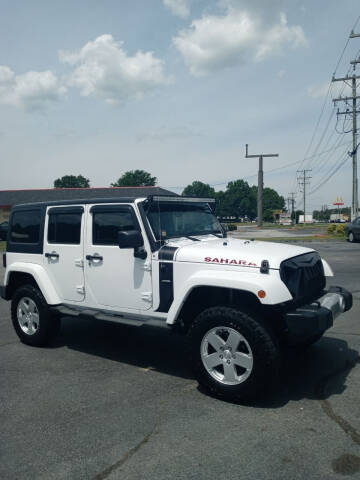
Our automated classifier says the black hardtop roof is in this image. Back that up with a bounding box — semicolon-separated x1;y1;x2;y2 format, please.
12;197;142;209
11;194;215;210
0;186;176;207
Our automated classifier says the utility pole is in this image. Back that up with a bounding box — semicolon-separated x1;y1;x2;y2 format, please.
245;144;279;227
286;197;290;213
297;169;312;223
288;192;296;225
332;30;360;220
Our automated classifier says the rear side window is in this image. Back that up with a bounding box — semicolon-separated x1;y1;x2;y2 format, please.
10;210;41;244
48;212;82;244
93;210;137;245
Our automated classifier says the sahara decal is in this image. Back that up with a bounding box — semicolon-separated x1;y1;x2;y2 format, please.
204;257;258;267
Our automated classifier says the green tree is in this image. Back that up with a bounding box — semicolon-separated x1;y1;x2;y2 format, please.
54;175;90;188
182;181;215;198
263;209;275;223
216;180;257;220
111;170;157;187
248;186;285;222
263;187;285;211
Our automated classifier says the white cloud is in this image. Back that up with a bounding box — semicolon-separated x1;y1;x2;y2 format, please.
60;34;171;104
0;66;66;110
163;0;190;18
173;3;307;76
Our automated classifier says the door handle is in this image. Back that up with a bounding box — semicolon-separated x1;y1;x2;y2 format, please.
45;251;59;259
86;254;103;261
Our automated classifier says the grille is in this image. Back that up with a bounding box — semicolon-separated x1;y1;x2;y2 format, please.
280;252;325;303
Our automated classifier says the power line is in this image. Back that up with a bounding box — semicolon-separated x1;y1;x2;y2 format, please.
310;146;349;192
293;17;360;190
309;149;351;195
332;32;360;219
311;133;348;175
333;15;360;73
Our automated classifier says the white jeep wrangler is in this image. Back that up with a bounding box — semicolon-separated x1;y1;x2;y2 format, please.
0;195;352;401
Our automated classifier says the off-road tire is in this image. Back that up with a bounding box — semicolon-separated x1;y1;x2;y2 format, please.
188;306;280;401
11;284;61;347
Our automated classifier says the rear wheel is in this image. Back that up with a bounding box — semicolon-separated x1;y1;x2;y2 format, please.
188;306;280;401
348;231;355;243
11;284;61;347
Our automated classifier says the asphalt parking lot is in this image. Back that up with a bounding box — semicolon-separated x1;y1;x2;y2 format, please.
0;241;359;480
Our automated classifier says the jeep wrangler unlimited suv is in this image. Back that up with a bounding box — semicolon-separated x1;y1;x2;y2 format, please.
0;195;352;400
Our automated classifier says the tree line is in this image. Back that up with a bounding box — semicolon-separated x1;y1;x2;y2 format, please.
313;207;350;222
53;170;156;189
53;171;285;221
183;180;285;221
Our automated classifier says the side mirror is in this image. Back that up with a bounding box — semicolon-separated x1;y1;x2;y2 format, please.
118;230;144;249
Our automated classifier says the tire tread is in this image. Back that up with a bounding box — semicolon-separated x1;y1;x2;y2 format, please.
188;306;280;401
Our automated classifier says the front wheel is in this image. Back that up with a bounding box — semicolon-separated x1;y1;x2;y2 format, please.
188;306;280;401
11;284;61;347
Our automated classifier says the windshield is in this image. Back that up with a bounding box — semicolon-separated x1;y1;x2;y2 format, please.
145;201;223;241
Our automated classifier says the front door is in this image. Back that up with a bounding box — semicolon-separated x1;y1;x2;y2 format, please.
43;206;85;302
84;204;152;311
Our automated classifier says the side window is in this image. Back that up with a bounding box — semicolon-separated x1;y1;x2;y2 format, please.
10;210;41;244
48;213;82;244
93;209;137;245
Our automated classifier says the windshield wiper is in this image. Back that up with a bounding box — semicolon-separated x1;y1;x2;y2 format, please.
185;236;201;241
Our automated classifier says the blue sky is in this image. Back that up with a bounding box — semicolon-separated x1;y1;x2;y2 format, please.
0;0;359;212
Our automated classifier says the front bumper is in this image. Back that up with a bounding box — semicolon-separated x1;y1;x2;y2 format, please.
284;286;352;343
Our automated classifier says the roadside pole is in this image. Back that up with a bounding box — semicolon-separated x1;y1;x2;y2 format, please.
245;144;279;227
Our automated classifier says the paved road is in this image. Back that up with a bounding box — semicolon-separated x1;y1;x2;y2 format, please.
233;226;318;238
0;242;359;479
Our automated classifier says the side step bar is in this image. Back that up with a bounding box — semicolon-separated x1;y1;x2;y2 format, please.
50;305;170;330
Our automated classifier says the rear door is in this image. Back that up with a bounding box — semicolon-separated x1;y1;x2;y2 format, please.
84;203;152;311
43;206;85;302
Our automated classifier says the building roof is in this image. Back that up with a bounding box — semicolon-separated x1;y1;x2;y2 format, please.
0;186;176;207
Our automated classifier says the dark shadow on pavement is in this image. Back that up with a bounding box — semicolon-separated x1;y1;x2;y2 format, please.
55;316;193;380
56;317;359;408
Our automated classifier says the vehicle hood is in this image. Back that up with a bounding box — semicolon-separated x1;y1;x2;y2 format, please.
161;236;314;270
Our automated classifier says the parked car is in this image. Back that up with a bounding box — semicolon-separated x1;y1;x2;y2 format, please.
0;195;352;401
345;217;360;242
0;221;9;240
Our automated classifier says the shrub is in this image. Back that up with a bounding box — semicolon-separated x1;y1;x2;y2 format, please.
327;224;336;234
336;224;346;236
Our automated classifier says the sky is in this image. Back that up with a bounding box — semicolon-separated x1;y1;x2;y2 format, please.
0;0;360;212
